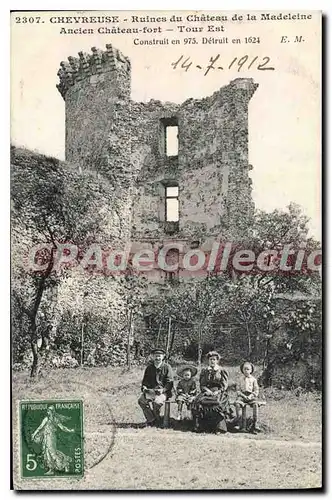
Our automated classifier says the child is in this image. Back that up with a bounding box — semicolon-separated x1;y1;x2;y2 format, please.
176;365;198;420
234;361;260;434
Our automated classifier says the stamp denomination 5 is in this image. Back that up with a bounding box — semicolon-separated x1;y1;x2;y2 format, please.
20;400;84;479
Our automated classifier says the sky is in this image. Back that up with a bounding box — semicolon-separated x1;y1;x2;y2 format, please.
11;10;321;240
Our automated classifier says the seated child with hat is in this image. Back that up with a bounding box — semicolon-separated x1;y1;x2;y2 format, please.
176;365;198;420
234;361;260;434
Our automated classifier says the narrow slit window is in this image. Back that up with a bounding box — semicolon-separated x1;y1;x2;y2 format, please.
165;186;179;222
165;125;178;156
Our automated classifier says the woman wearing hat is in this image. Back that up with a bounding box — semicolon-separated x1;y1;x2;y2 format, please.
192;351;232;434
138;348;174;427
175;365;198;420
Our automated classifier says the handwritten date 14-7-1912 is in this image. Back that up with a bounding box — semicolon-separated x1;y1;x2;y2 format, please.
171;54;275;75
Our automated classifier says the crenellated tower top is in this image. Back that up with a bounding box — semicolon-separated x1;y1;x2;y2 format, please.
56;44;131;100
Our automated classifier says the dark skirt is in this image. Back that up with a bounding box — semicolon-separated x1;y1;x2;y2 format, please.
192;391;233;432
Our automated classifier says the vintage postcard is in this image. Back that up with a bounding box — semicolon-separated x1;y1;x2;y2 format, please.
11;10;322;490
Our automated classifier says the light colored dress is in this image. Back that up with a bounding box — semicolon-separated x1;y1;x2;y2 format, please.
235;375;259;407
33;415;72;472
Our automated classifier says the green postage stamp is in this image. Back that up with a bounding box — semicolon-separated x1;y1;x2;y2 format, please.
19;400;84;479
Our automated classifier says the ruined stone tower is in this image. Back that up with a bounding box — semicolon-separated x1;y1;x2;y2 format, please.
57;44;131;169
57;44;134;247
57;44;258;279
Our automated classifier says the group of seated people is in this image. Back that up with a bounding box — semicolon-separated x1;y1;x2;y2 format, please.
138;347;261;434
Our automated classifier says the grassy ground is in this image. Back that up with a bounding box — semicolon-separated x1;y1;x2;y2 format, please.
12;366;322;490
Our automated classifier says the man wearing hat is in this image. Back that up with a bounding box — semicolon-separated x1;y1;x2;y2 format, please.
138;348;174;426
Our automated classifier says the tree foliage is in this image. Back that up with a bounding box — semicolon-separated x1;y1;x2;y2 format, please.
11;146;125;375
11;147;321;388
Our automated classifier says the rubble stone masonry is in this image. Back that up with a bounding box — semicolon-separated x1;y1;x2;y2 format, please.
57;44;258;282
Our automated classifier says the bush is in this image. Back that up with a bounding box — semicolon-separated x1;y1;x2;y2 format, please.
260;300;322;390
